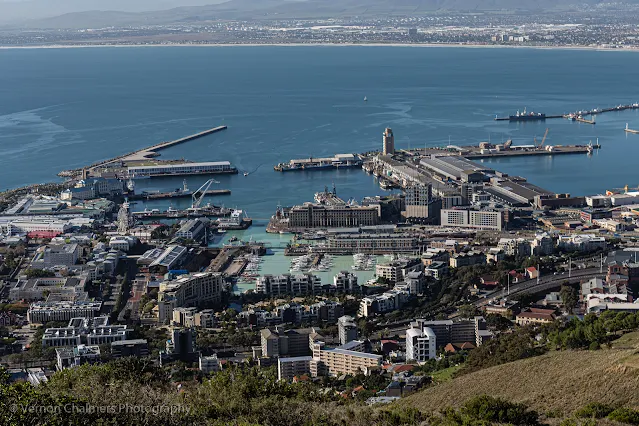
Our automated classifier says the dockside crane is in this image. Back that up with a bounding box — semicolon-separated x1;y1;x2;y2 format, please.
191;178;219;209
536;128;549;148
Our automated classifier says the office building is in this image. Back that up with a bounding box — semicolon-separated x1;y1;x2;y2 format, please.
32;243;79;269
42;317;128;348
288;203;380;229
441;208;504;231
27;301;102;324
110;339;149;358
325;231;421;254
337;315;358;345
383;128;395;156
55;345;101;371
406;326;436;362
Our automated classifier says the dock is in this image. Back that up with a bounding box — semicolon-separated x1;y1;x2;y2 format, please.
494;103;639;123
464;145;597;159
128;189;231;201
274;153;362;172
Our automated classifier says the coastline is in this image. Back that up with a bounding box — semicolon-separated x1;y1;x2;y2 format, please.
0;42;637;52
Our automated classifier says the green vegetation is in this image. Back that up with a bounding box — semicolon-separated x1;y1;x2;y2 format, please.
24;268;56;279
440;395;540;425
0;360;423;426
574;402;615;419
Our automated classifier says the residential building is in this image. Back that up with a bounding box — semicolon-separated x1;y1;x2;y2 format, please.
498;238;531;257
424;261;448;280
375;259;424;284
359;289;410;317
338;315;358;345
108;236;138;252
199;354;220;374
586;295;639;314
157;273;224;322
55;345;101;371
256;273;321;296
531;233;554;256
404;271;427;295
406;326;436;362
557;235;607;252
111;339;149;358
449;251;486;268
515;308;556;326
333;271;359;293
260;327;320;358
410;317;491;348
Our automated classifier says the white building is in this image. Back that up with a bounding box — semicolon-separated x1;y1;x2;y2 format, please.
441;208;503;231
128;161;235;177
256;274;322;296
358;289;410;317
32;244;79;269
557;235;607;252
27;301;102;324
337;315;358;345
406;326;436;362
333;271;359;292
108;236;138;252
199;354;220;374
158;273;224;322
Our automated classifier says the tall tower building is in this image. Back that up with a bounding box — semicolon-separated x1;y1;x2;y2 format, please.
383;128;395;155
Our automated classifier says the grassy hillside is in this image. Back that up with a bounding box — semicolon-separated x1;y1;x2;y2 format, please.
402;331;639;417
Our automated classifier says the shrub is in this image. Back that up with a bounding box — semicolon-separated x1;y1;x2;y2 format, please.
460;395;539;425
575;402;614;418
608;408;639;425
588;342;601;351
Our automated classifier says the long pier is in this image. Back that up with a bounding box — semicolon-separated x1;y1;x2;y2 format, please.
495;103;639;122
128;189;231;201
59;125;228;178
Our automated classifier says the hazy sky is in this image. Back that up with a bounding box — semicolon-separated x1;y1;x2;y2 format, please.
0;0;228;23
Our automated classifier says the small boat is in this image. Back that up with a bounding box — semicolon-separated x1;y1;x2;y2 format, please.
364;96;368;102
244;172;249;176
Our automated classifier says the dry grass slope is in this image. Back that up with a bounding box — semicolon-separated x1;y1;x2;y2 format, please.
401;332;639;416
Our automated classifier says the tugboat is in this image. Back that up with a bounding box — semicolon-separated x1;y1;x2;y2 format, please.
509;108;546;121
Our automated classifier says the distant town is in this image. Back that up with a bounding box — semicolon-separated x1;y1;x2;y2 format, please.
4;10;639;49
3;110;639;412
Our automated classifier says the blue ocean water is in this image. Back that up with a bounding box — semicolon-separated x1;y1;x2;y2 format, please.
1;45;639;218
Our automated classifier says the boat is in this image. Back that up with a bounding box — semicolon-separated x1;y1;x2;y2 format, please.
509;108;546;121
244;172;249;176
126;179;135;192
364;96;368;102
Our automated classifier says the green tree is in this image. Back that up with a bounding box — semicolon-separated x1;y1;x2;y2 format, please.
560;285;578;314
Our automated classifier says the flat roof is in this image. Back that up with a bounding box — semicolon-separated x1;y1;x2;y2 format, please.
128;161;231;171
323;348;382;360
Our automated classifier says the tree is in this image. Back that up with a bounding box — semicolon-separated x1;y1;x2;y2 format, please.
458;304;479;319
560;285;578;314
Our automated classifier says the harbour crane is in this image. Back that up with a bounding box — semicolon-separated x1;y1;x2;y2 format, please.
536;128;549;148
191;179;219;209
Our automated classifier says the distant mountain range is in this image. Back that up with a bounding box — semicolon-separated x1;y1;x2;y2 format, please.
2;0;636;29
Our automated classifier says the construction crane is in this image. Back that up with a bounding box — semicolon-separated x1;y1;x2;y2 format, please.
191;179;219;209
537;128;549;148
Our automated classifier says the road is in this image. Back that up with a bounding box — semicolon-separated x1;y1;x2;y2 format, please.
476;267;606;306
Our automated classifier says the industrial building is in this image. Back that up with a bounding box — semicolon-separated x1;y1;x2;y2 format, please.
288;203;380;229
127;161;237;177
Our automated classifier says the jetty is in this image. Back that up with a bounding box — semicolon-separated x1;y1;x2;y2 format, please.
495;102;639;123
59;125;228;178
